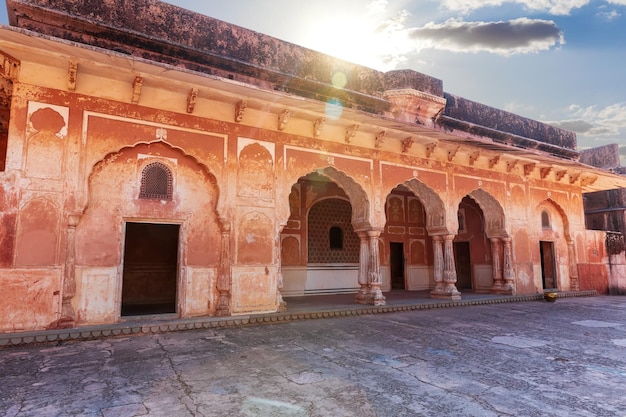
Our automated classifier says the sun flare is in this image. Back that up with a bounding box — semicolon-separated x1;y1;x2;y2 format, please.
301;8;412;71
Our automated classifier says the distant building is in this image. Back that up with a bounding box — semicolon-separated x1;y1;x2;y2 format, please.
2;0;626;333
582;144;626;234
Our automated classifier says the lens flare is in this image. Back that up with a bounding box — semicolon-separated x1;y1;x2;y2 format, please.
325;98;343;120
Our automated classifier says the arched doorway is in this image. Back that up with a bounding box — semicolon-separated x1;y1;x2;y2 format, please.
455;196;488;291
382;185;431;291
74;142;222;323
536;200;574;291
457;189;514;294
280;172;362;296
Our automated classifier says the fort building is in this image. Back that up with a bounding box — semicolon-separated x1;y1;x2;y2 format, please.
1;0;626;332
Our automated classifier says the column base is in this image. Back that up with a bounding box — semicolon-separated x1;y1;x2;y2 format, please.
355;285;370;305
371;287;386;306
430;286;461;301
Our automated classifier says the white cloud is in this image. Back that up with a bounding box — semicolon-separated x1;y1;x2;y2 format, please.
607;0;626;5
407;18;564;55
548;103;626;145
441;0;590;15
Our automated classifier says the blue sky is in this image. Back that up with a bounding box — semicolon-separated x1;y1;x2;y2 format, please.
2;1;625;162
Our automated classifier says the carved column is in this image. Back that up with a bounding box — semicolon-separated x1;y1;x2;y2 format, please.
502;237;515;294
276;233;287;312
567;240;579;291
368;229;386;306
430;235;445;297
216;218;232;316
58;214;81;328
490;238;504;293
433;234;461;300
355;231;371;304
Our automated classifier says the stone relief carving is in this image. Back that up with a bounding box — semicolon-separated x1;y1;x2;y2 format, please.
238;143;274;198
25;105;68;179
386;196;404;222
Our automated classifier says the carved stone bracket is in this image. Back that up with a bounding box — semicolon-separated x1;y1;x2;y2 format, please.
555;170;567;182
489;155;501;169
569;172;580;184
580;175;598;187
447;145;460;162
345;124;359;143
375;131;386;149
68;60;78;91
524;163;536;177
401;136;414;153
131;76;143;104
506;159;518;173
0;50;20;79
313;117;326;138
278;109;291;131
469;151;480;166
186;88;198;114
540;167;552;179
235;100;247;122
425;142;436;158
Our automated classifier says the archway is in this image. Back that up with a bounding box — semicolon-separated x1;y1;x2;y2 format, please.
458;189;514;294
536;199;574;291
280;171;363;296
73;141;222;324
381;184;432;291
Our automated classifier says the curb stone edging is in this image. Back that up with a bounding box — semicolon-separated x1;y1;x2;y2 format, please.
0;290;598;347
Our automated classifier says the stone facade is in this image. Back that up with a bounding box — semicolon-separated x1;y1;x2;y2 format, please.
1;0;626;333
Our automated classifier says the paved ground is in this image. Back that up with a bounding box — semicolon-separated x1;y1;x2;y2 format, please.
1;295;626;417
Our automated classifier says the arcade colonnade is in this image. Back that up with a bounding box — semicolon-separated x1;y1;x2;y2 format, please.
277;165;579;307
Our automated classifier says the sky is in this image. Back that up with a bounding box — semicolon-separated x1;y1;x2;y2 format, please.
1;0;625;163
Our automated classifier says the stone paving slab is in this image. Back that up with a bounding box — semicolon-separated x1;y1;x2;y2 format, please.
0;294;624;417
0;291;595;347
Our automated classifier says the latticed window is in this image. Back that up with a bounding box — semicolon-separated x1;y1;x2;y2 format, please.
140;162;172;200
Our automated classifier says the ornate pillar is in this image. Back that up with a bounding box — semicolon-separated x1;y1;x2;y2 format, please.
58;214;81;328
216;218;232;316
567;239;579;291
502;237;516;294
276;233;287;312
430;235;445;297
490;238;504;293
368;229;386;306
355;231;371;304
433;234;461;300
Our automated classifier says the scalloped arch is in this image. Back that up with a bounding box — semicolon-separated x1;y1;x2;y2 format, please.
539;198;571;240
85;140;222;216
288;166;371;229
400;178;447;233
466;188;508;238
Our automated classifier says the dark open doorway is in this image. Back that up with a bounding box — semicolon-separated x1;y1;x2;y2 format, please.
390;242;405;290
122;222;179;316
540;241;557;289
454;241;472;290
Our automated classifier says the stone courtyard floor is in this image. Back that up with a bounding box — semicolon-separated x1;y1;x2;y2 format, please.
1;294;626;416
